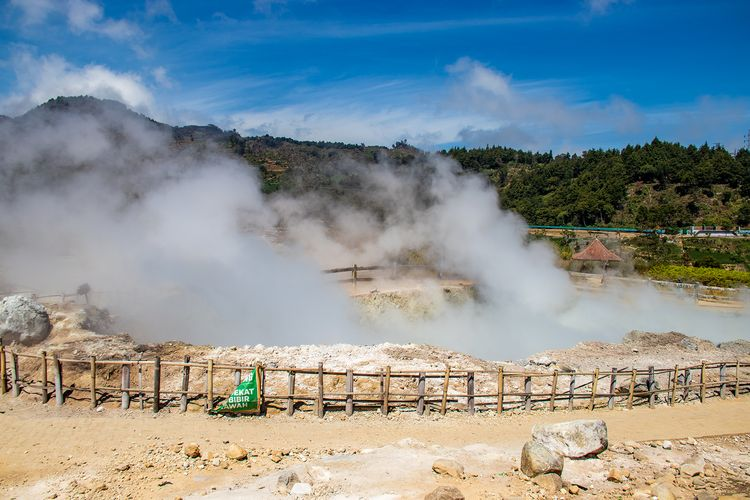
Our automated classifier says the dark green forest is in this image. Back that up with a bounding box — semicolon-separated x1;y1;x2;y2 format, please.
445;140;750;228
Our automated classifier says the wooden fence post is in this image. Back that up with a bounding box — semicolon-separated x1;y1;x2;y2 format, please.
40;351;48;404
122;361;131;410
524;376;532;410
180;355;190;413
700;361;706;403
206;359;213;412
549;370;558;412
382;366;391;416
153;356;161;413
138;354;144;410
589;368;599;411
417;372;426;415
497;367;504;415
234;369;241;387
440;366;450;415
568;371;576;410
10;352;19;397
671;365;678;406
719;363;727;399
0;341;6;395
627;369;636;409
736;360;741;398
53;354;63;406
317;362;324;418
682;368;693;402
607;368;616;409
467;371;475;415
647;366;655;408
90;356;97;409
345;369;354;416
287;370;295;416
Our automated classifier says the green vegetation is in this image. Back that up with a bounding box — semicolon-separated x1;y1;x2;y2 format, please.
647;264;750;288
445;139;750;228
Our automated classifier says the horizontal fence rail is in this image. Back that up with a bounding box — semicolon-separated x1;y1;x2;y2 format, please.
0;341;748;417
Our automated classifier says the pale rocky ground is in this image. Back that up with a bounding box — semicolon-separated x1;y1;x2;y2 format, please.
1;296;749;499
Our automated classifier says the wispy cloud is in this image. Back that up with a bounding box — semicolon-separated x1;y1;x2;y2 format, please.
9;0;140;40
145;0;178;23
584;0;632;15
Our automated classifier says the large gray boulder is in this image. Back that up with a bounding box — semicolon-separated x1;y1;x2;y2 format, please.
520;441;563;477
531;419;608;459
0;295;52;345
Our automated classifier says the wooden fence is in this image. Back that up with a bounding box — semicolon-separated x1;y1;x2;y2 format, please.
1;341;748;417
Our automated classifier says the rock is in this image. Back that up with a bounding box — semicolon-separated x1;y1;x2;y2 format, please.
531;419;608;458
680;455;705;477
270;453;282;463
276;471;299;494
306;465;331;483
0;295;52;345
114;464;130;472
650;482;677;500
633;451;649;462
424;486;465;500
687;437;698;446
183;443;200;458
211;458;221;467
568;484;580;495
520;441;563;477
717;339;750;355
432;458;465;479
289;482;312;495
225;444;247;461
532;473;563;492
662;440;673;450
608;468;630;482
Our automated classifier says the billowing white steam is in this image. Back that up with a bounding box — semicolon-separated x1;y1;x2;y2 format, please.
0;101;747;359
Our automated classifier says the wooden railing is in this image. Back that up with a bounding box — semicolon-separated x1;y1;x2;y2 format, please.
1;341;747;416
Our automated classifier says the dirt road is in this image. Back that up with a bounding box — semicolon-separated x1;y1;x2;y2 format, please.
1;395;749;498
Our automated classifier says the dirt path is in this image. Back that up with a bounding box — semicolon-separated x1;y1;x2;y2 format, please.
1;395;749;498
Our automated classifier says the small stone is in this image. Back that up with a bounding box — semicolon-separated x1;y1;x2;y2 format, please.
687;437;698;446
692;476;706;488
276;471;299;494
568;485;580;495
270;453;282;463
183;443;200;458
633;451;649;462
680;455;705;477
607;468;630;482
158;480;172;487
114;464;130;472
424;486;465;500
211;458;220;467
226;444;247;461
432;458;465;479
289;482;312;495
532;473;563;492
662;440;673;450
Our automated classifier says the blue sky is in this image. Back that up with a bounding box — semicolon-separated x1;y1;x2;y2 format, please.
1;0;749;152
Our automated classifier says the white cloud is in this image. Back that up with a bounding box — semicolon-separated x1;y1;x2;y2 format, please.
585;0;632;15
253;0;287;16
8;0;56;24
151;66;174;89
145;0;177;22
1;53;155;116
9;0;139;40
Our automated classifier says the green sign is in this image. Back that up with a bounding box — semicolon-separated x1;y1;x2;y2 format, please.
213;367;262;414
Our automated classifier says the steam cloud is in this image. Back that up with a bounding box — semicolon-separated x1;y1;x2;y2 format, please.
0;100;747;359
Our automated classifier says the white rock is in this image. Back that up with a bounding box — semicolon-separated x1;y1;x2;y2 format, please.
290;482;312;495
662;440;673;450
531;420;608;459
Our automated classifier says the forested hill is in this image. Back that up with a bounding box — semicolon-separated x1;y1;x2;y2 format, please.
445;141;750;228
